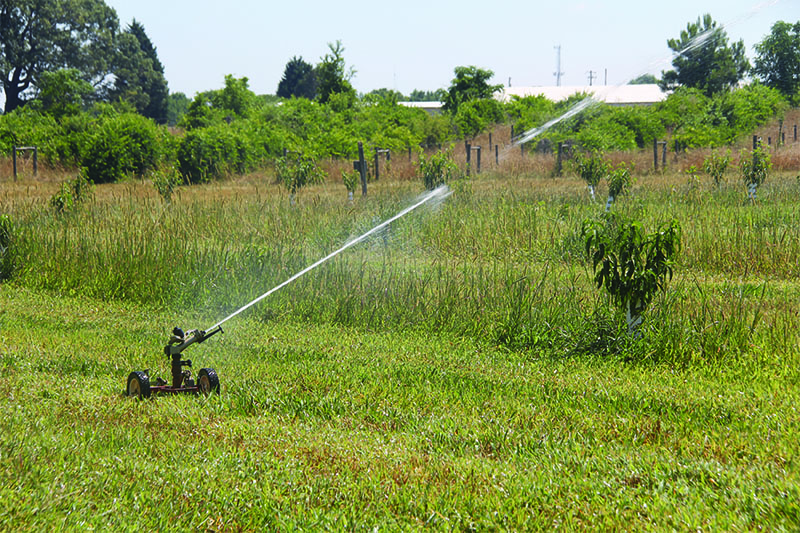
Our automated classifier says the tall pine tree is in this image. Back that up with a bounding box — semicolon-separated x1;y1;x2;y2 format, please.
109;19;168;123
276;56;317;99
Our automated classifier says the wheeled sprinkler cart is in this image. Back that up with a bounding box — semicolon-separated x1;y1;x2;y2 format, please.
126;326;223;398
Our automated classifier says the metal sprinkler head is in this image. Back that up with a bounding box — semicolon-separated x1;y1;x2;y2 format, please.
126;325;223;399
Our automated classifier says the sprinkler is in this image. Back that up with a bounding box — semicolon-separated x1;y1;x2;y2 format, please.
125;185;452;399
126;326;223;398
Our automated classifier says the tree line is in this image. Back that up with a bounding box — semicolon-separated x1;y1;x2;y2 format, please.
0;2;798;186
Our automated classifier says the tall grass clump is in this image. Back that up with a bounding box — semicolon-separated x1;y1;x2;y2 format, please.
0;214;14;280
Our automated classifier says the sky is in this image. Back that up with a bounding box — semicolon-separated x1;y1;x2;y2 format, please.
86;0;800;98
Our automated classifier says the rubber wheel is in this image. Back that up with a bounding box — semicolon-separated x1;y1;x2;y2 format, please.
127;371;151;399
197;368;220;395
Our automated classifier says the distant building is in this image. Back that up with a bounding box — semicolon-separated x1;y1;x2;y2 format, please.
497;84;666;106
399;84;665;113
398;101;443;114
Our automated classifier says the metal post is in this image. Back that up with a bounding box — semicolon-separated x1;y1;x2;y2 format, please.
511;125;515;142
495;144;499;166
465;142;471;176
476;146;481;174
653;138;658;170
556;142;563;176
753;136;758;150
794;125;797;142
661;142;667;167
488;133;492;152
12;146;17;181
357;141;367;197
33;146;37;176
374;147;379;181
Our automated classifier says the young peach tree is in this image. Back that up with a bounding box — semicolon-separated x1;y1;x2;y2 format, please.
583;213;681;335
572;149;609;201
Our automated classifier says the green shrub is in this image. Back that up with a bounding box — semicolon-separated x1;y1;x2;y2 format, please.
81;112;164;183
176;124;257;183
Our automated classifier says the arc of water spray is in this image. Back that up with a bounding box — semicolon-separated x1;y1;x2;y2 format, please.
206;185;452;331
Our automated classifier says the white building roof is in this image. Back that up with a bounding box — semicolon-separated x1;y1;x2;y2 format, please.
497;84;666;105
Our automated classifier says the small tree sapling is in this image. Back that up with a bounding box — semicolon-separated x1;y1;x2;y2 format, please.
276;153;325;204
583;213;681;335
740;146;771;201
417;149;459;190
341;169;359;201
605;163;632;211
572;149;609;201
702;148;731;187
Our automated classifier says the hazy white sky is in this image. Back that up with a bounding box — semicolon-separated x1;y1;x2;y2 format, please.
103;0;797;97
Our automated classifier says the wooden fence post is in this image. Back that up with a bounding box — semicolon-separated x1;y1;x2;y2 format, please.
357;141;367;197
556;142;563;176
33;146;37;176
653;138;658;170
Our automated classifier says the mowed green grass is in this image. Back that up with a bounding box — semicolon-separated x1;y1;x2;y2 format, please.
0;287;798;530
1;165;799;529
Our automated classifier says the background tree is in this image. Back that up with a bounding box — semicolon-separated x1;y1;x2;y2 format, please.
120;19;168;123
30;68;93;119
629;74;659;85
660;14;749;96
276;56;317;99
442;66;502;114
166;91;190;126
315;40;355;104
0;0;119;113
753;21;800;104
408;89;445;102
364;88;404;104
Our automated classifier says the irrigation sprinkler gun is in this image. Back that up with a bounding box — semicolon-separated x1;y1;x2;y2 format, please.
126;326;223;399
125;184;452;399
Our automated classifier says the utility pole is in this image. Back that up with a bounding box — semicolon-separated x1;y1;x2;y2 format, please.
554;45;564;86
588;70;597;86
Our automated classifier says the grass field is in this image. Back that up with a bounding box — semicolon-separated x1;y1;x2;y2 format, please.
1;139;799;529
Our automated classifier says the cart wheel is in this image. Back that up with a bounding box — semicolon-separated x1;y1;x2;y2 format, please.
127;371;151;399
197;368;220;395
